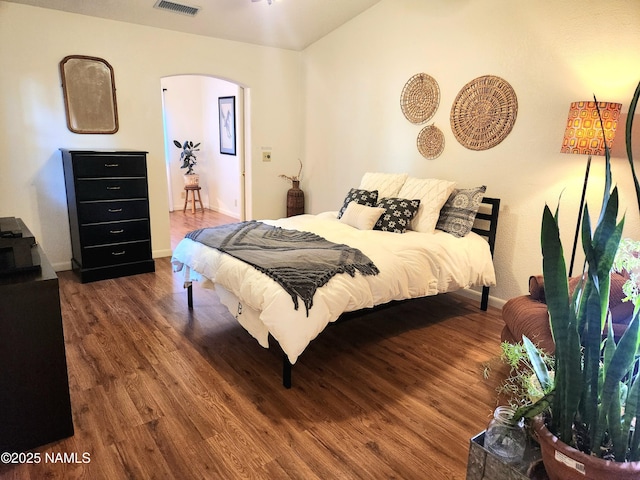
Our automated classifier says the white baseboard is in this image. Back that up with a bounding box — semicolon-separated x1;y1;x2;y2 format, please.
213;205;239;218
452;288;506;310
154;248;173;258
52;261;72;272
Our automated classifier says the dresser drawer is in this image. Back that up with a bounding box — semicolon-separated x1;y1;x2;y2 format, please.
76;178;148;201
80;220;150;246
72;154;147;178
82;241;151;268
78;200;149;223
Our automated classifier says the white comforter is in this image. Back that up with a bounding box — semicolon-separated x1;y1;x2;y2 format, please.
171;212;496;364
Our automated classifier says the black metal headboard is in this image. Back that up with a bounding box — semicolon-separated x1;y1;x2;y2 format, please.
471;197;500;311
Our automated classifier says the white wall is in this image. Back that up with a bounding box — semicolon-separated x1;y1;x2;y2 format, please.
162;75;203;211
0;1;302;269
203;80;243;218
2;0;639;306
301;0;640;303
162;75;242;218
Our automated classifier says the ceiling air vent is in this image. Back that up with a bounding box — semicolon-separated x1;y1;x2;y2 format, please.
154;0;200;16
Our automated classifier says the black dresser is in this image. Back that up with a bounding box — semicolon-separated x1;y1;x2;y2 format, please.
61;149;155;283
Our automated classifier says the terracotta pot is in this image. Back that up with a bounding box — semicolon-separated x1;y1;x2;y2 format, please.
533;416;640;480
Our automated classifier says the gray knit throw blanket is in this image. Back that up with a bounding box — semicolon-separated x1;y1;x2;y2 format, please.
186;221;379;314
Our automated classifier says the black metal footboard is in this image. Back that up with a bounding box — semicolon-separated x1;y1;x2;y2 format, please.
472;197;500;311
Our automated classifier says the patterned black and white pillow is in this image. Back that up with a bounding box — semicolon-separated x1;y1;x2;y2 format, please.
374;198;421;234
337;188;379;218
436;186;486;237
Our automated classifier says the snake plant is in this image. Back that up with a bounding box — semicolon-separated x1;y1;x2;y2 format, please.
515;81;640;462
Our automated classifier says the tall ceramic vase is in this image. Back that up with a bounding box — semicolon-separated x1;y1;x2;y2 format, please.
286;180;304;217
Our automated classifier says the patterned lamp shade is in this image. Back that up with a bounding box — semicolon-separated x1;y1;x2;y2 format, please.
560;101;622;155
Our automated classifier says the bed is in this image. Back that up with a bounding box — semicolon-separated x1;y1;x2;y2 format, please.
171;173;500;387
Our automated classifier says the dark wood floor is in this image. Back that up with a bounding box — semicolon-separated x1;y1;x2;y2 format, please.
0;209;509;480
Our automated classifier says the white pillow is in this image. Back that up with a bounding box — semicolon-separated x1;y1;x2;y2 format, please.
359;172;408;199
339;202;386;230
397;177;457;232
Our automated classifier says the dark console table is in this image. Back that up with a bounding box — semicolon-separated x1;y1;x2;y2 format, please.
0;245;74;451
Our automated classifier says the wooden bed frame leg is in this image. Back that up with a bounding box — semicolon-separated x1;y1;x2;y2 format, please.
187;284;193;310
282;355;292;389
481;286;489;311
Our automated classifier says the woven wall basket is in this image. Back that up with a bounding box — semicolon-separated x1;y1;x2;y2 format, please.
400;73;440;124
450;75;518;151
417;124;445;159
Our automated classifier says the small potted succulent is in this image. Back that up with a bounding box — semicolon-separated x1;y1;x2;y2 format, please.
174;140;200;185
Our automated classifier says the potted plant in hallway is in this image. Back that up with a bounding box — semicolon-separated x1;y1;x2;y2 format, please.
174;139;200;186
513;82;640;480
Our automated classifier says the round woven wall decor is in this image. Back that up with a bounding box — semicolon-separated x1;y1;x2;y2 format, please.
450;75;518;151
417;124;445;159
400;73;440;124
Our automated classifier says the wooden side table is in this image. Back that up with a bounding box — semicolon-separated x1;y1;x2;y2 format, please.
183;185;203;213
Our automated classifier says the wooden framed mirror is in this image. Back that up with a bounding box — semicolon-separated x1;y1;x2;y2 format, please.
59;55;119;134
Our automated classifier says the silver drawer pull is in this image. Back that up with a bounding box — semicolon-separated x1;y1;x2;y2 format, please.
112;250;126;256
105;163;120;167
106;186;121;190
109;229;124;234
107;208;123;213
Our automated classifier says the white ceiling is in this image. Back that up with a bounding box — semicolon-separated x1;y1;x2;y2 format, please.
4;0;383;51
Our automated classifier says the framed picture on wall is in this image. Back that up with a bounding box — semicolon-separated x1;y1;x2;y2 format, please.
218;96;236;155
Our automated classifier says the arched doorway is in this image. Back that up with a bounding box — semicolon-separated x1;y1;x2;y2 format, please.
160;75;248;221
